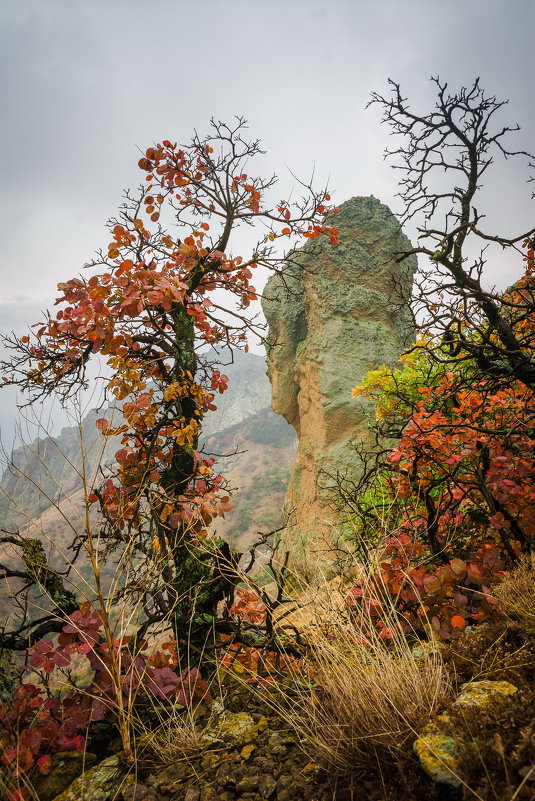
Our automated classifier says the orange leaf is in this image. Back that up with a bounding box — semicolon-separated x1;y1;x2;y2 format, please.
451;615;467;629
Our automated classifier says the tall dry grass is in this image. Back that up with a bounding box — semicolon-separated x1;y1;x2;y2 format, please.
293;603;449;783
493;551;535;628
224;552;450;791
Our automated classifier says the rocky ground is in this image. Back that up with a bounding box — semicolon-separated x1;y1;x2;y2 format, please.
32;620;535;801
37;706;335;801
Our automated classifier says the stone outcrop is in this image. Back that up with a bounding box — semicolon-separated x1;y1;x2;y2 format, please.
262;196;416;569
413;680;520;788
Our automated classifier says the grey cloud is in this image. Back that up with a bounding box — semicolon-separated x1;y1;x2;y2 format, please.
1;0;534;436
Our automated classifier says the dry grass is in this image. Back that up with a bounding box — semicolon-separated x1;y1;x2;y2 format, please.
303;632;448;779
493;552;535;628
262;574;452;786
135;703;210;768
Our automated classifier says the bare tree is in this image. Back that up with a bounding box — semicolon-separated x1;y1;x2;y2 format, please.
370;77;535;388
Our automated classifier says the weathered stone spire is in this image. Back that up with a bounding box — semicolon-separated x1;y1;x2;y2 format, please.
262;196;416;572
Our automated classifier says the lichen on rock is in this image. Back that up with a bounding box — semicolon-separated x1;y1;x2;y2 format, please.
453;679;519;715
262;196;416;567
413;724;463;788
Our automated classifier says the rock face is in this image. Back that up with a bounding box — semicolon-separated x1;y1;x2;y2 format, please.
262;196;416;569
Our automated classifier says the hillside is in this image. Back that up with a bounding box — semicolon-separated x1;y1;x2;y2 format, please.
0;351;295;555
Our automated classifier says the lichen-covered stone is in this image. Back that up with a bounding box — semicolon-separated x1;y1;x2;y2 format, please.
262;196;416;566
213;711;261;746
414;681;520;789
241;744;256;760
50;754;122;801
33;750;97;801
453;680;519;714
413;726;462;788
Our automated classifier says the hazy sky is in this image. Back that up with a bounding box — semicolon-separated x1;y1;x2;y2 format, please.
1;0;534;444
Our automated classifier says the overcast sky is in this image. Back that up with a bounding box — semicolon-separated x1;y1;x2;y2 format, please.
1;0;534;446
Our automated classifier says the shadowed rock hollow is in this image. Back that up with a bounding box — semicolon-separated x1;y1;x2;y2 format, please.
262;196;416;570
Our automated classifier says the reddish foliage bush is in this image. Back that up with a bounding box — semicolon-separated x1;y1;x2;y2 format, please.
0;603;209;796
347;535;508;640
350;264;535;641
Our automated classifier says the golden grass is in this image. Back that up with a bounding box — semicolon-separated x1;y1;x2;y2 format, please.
301;632;449;778
493;552;535;628
260;571;452;784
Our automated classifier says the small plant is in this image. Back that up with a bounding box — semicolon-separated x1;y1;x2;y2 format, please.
0;603;210;799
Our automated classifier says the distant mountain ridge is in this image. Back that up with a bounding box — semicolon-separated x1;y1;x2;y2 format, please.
0;350;296;552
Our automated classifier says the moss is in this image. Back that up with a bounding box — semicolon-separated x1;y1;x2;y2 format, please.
170;537;237;661
20;537;78;612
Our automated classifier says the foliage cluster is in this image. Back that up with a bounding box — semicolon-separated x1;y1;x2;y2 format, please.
347;250;535;639
0;603;210;798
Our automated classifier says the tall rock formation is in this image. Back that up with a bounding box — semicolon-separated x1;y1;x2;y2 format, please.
262;196;416;571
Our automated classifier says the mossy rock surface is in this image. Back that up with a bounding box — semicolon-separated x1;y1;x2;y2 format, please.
413;726;463;788
35;751;97;801
453;679;519;714
51;754;123;801
262;196;416;562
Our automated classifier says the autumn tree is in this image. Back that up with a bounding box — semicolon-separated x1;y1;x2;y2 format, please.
0;118;338;657
341;79;535;641
347;324;534;640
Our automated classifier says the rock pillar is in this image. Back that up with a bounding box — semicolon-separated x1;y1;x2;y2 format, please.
262;196;416;573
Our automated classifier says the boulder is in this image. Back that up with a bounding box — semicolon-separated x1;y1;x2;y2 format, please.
453;679;519;716
50;754;123;801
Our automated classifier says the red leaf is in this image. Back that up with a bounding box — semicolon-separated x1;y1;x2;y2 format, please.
36;754;52;775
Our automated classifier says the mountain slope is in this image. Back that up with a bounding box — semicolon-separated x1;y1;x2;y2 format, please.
0;351;296;555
